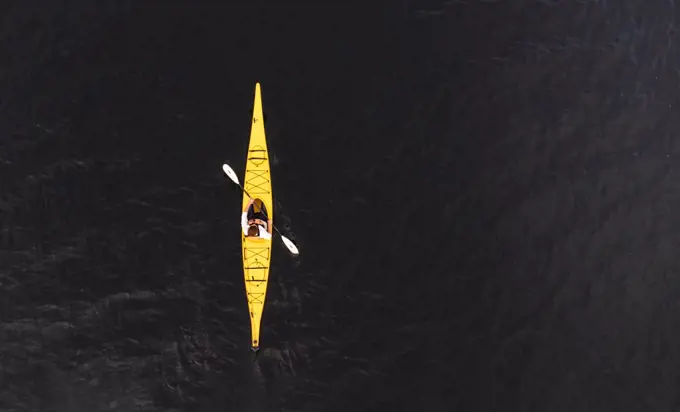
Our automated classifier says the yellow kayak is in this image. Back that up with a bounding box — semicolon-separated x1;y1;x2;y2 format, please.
241;82;273;351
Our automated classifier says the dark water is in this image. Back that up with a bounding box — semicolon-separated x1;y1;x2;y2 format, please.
2;1;679;411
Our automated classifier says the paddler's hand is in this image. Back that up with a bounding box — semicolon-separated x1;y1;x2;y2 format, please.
267;219;273;235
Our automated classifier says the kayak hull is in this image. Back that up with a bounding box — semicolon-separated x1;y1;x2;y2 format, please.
241;82;273;351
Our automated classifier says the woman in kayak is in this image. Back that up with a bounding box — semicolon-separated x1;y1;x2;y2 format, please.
242;198;273;239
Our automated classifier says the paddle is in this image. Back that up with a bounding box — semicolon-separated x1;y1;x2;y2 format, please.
222;163;300;255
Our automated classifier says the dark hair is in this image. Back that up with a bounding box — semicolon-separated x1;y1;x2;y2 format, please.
247;225;259;237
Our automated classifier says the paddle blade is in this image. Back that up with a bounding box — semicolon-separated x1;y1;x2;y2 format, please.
222;163;240;185
280;235;299;255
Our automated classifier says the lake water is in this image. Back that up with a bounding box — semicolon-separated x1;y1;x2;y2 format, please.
1;1;678;411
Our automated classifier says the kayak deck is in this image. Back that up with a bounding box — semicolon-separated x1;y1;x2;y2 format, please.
241;83;273;351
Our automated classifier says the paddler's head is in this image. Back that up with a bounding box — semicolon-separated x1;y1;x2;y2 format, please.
247;225;259;237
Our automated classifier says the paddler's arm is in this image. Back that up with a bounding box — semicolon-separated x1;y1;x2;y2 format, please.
267;219;273;235
243;198;255;213
241;199;254;234
241;212;249;234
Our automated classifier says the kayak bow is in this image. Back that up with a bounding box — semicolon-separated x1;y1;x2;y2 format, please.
242;82;273;352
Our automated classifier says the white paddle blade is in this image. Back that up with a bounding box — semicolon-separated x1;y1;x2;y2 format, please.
280;236;299;255
222;163;240;185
